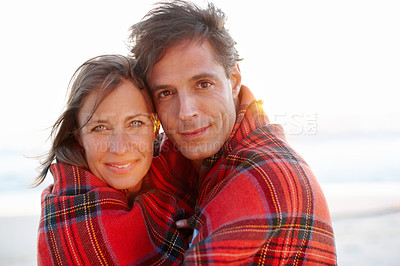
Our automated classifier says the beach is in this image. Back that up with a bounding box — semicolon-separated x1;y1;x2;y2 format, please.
334;212;400;265
322;182;400;265
0;215;39;265
1;182;400;265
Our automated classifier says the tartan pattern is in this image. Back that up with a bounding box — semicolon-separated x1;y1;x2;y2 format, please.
185;86;337;265
38;145;196;265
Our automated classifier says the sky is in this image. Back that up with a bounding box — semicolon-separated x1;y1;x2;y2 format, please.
1;0;399;153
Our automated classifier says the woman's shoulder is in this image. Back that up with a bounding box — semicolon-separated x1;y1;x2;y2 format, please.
48;163;112;196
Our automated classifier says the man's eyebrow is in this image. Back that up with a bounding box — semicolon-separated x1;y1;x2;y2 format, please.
189;73;219;82
150;84;170;94
150;72;219;93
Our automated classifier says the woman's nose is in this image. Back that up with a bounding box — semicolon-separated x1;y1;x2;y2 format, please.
109;130;130;154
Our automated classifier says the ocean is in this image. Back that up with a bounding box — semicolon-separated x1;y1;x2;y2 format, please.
1;131;399;216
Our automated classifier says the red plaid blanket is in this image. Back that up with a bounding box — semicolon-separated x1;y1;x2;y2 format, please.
37;138;197;265
185;86;337;265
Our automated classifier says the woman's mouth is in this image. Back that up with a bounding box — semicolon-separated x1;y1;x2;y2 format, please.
105;161;136;173
109;162;131;169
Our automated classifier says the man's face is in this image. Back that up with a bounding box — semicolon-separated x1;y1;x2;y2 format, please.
148;40;241;168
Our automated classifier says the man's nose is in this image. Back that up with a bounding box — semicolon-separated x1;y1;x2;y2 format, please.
178;93;199;121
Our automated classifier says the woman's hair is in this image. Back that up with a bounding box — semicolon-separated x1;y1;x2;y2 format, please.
33;54;155;187
129;0;241;80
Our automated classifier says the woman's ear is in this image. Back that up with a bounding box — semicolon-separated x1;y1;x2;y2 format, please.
73;131;85;155
74;131;83;147
230;63;242;99
151;113;161;140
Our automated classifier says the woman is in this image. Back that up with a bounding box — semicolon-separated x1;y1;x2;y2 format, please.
35;55;196;265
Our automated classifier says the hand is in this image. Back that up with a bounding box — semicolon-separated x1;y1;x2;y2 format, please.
176;219;195;244
176;219;193;229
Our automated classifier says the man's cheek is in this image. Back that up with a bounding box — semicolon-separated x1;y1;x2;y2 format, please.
160;113;176;131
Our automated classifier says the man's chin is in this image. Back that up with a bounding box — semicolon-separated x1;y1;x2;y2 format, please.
177;144;217;161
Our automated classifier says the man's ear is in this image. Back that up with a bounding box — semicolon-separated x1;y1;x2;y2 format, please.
230;63;242;98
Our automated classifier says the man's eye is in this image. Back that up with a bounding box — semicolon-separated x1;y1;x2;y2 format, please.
158;90;172;98
92;125;106;132
198;81;212;89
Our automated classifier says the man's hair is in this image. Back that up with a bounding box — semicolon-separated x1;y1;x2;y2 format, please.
129;0;241;80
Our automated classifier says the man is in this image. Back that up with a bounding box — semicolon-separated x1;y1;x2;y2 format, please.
130;1;337;264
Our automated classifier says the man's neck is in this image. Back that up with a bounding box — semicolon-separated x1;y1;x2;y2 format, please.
235;95;240;114
191;159;202;173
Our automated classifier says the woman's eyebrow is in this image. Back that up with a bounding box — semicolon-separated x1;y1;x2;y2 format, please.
124;114;152;122
87;119;109;125
86;114;152;125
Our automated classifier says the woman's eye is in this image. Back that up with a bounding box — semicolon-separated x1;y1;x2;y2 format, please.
92;125;106;132
130;120;143;127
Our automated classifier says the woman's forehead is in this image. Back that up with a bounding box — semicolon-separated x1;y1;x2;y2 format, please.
78;81;152;124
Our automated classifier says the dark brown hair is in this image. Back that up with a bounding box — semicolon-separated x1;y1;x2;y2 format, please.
129;0;241;80
33;55;153;186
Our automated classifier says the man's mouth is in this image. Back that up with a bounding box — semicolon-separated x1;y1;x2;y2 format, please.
180;126;210;138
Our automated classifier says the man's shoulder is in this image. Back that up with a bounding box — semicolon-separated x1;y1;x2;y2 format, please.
216;124;322;208
223;123;309;177
229;124;293;160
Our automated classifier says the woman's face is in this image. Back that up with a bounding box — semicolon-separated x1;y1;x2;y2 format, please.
78;80;155;193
